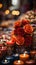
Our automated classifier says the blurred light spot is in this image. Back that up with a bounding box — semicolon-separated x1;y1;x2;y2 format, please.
5;10;10;15
0;3;3;8
12;10;20;15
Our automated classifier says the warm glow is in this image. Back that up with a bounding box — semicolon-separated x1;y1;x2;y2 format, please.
2;35;5;38
0;3;3;8
24;51;27;54
16;11;20;15
5;10;10;15
15;54;18;56
12;10;16;15
24;53;25;56
18;60;20;63
26;60;34;64
12;10;20;15
5;60;7;63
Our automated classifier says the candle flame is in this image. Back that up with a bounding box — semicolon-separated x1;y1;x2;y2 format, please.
18;60;20;63
24;51;27;54
15;54;18;56
5;60;7;62
24;53;25;56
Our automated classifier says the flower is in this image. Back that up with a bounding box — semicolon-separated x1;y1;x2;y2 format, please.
14;27;24;36
11;18;34;46
11;35;16;43
25;35;32;46
21;19;30;26
7;35;16;45
14;20;21;28
15;35;25;45
23;24;33;34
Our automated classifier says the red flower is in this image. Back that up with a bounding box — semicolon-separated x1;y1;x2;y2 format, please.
15;35;25;45
14;20;21;28
25;35;32;46
14;27;24;36
21;19;29;26
23;24;33;34
7;35;16;45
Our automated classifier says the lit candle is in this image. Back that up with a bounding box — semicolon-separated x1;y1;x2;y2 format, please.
25;60;35;65
13;54;19;60
24;51;28;54
20;53;29;61
6;56;14;62
1;59;10;64
4;60;7;63
30;50;36;58
30;50;36;55
14;60;24;65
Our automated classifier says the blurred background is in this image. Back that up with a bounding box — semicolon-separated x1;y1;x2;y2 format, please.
0;0;36;29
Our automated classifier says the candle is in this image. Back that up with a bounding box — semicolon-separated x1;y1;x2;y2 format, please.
30;50;36;55
30;50;36;59
25;60;35;65
24;51;28;54
1;59;10;64
4;60;7;63
13;60;24;65
6;56;14;62
20;53;29;61
13;54;19;60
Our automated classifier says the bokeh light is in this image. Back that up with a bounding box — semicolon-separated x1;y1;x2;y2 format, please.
16;11;20;16
12;10;17;15
0;3;3;8
5;10;10;15
12;10;20;15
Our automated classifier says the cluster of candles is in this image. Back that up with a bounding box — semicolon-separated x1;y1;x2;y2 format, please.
0;50;36;65
13;52;36;65
0;39;36;65
0;38;36;65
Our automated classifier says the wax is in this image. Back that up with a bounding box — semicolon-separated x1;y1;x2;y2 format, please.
20;53;29;61
13;60;24;65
